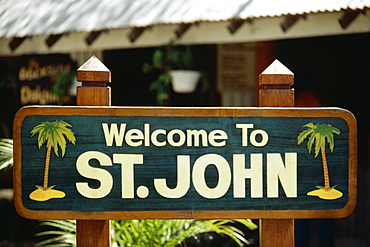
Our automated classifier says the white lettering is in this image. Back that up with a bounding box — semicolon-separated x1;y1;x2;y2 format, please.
267;153;297;198
236;124;268;147
250;129;269;147
208;130;227;147
102;123;126;146
125;129;144;147
236;124;254;146
75;151;113;199
192;154;231;199
102;123;229;147
167;129;186;147
144;123;150;146
154;155;190;198
233;153;263;198
151;129;166;146
113;154;144;198
186;130;208;147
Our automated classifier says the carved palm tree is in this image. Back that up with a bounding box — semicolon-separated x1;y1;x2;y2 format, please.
297;123;342;200
30;120;76;201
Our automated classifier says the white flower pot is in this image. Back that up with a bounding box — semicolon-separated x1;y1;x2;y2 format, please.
170;70;201;93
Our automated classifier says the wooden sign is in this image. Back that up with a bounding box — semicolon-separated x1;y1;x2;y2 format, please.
13;106;357;220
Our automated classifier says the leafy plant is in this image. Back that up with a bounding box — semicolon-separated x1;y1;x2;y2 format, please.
0;138;13;170
143;39;205;105
143;39;195;73
112;219;257;247
52;71;76;97
0;58;15;91
34;220;76;247
35;219;257;247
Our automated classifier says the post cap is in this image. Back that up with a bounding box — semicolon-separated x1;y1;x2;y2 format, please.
259;59;294;86
77;55;111;83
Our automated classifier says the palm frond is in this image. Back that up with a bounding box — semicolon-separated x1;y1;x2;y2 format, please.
297;123;340;157
35;220;76;247
327;133;335;152
31;120;76;157
38;220;76;233
0;138;13;170
297;123;315;141
112;219;257;247
317;124;340;152
36;218;257;247
306;131;315;154
314;133;322;157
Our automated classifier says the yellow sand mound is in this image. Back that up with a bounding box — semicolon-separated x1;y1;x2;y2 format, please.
29;188;66;201
307;188;343;200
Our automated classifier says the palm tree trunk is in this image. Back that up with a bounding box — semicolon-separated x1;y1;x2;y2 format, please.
43;142;52;189
320;146;330;191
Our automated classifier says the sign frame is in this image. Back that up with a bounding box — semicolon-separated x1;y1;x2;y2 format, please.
13;106;357;220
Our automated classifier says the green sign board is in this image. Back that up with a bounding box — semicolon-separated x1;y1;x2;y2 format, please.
13;106;357;220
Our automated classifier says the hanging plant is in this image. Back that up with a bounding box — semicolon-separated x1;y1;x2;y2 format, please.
143;39;208;105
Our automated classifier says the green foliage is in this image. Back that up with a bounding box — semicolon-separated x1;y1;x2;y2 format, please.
34;220;76;247
52;72;76;97
165;45;194;69
148;73;172;105
0;58;15;91
35;219;257;246
31;120;76;157
145;40;195;71
316;185;338;190
143;39;200;105
112;219;257;247
297;123;340;157
0;138;13;170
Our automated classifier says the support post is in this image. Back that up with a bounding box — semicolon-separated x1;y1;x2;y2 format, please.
258;59;295;247
76;55;111;247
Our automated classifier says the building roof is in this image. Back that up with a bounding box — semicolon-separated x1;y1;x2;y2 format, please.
1;0;369;38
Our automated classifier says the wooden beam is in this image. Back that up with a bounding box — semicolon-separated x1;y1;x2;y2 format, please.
129;27;146;43
280;15;302;32
9;37;26;51
45;34;63;47
259;59;295;247
85;31;103;46
227;19;245;34
175;23;192;38
260;219;295;247
76;220;111;247
339;10;362;29
76;55;111;247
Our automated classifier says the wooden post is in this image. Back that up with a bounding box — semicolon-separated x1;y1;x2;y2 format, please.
76;55;111;247
259;59;295;247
